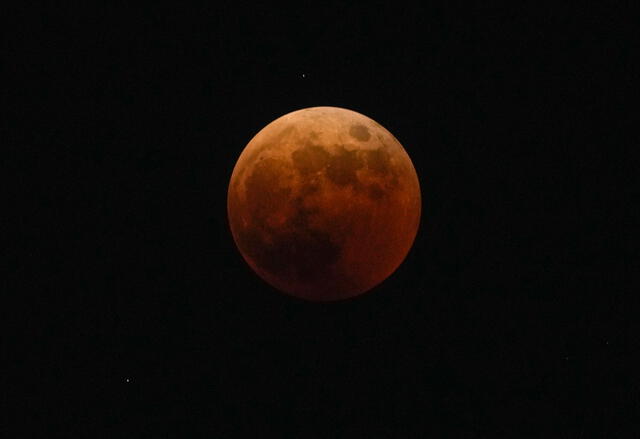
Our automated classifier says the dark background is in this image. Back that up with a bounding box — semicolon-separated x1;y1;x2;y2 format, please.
9;2;635;437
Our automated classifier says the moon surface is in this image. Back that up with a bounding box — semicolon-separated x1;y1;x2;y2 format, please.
227;107;421;301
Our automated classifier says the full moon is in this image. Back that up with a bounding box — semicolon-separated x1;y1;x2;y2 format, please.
227;107;421;301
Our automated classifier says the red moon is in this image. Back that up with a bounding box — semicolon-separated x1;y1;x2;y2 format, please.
227;107;421;301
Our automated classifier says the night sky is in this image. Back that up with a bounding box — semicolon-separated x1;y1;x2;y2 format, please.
10;3;634;436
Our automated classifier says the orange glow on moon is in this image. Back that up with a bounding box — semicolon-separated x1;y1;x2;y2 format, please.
227;107;421;301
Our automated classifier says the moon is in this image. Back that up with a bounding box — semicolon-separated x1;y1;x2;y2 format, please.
227;107;421;301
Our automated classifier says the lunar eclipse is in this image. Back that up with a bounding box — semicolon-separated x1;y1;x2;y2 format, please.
227;107;421;301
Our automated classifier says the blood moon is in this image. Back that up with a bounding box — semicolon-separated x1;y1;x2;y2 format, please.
227;107;421;301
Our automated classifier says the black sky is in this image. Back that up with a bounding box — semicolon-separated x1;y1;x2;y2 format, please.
9;3;635;436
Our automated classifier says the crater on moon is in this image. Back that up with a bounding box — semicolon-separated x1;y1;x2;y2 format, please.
349;124;371;141
326;146;363;187
291;144;330;175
